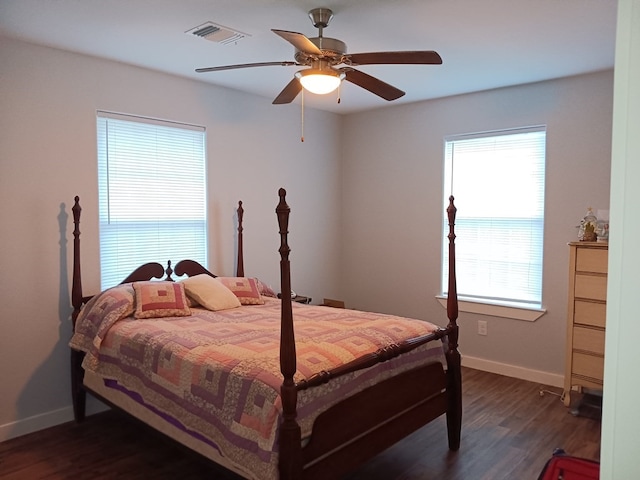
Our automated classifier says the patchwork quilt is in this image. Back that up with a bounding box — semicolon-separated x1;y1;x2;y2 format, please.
70;284;446;479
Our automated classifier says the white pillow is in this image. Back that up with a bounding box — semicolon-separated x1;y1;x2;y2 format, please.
180;274;241;311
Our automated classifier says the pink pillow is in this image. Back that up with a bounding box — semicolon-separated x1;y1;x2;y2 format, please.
256;278;277;298
216;277;265;305
133;281;191;319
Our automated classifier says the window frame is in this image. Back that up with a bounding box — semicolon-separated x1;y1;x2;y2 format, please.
96;111;207;290
440;126;547;321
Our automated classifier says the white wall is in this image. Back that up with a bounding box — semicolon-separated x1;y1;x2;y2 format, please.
0;37;344;440
0;34;618;442
601;0;640;477
341;71;614;382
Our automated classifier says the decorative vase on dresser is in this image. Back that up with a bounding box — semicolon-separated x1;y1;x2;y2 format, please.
563;241;608;408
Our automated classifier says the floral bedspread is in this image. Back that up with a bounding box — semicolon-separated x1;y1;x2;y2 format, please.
70;284;446;479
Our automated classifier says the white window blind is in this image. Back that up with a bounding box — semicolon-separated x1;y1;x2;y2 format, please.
97;112;207;289
442;126;546;308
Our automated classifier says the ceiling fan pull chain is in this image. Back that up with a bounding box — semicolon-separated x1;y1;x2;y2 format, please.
337;82;341;104
301;89;305;142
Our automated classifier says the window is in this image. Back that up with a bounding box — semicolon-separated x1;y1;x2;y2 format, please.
442;126;546;314
97;112;207;289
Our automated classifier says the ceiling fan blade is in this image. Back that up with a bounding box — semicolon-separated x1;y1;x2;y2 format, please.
342;68;405;101
196;61;298;73
272;78;303;104
272;29;322;56
346;51;442;66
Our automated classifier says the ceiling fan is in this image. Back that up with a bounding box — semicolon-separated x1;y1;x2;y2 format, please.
195;7;442;105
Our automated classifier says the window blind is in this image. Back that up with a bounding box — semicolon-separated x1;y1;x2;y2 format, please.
442;126;546;308
97;112;207;289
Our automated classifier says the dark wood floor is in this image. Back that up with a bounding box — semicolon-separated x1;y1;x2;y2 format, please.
0;368;601;480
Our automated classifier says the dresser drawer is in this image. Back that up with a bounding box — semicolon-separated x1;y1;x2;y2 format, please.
574;274;607;301
571;375;603;391
573;326;605;355
574;300;606;328
576;247;608;274
572;351;604;382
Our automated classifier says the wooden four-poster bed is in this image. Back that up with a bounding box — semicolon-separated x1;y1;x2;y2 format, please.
69;188;461;479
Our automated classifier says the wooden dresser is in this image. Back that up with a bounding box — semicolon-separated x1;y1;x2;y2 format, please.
563;242;608;407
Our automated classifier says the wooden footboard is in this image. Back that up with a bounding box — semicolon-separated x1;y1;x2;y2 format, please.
301;362;448;479
275;189;460;479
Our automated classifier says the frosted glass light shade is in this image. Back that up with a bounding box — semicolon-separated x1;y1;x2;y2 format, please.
295;69;345;94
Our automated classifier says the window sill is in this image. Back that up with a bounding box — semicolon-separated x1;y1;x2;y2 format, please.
436;296;546;322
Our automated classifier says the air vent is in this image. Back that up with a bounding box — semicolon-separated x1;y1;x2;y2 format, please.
186;22;249;45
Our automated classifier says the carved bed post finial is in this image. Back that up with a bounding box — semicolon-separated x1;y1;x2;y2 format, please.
237;201;245;277
165;260;173;281
276;188;302;478
71;196;83;325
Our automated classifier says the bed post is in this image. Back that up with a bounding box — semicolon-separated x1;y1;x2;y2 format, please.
71;196;87;422
236;201;245;277
276;188;303;479
445;195;462;450
71;196;83;324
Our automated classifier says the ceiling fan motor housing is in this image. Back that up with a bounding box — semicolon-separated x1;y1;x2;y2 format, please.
308;7;333;28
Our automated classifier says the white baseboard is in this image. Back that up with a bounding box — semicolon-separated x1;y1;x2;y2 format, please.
462;355;564;388
0;406;74;442
0;398;108;442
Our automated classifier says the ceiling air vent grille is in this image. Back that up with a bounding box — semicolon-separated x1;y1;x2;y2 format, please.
186;22;249;45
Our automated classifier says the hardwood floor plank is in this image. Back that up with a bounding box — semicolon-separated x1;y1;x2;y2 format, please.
0;368;601;479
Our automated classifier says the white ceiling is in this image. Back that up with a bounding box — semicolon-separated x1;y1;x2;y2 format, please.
0;0;618;115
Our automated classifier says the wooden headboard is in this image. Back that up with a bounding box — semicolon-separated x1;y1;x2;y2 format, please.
70;196;246;325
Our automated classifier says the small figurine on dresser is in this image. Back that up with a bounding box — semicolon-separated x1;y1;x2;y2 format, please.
577;208;598;242
596;219;609;242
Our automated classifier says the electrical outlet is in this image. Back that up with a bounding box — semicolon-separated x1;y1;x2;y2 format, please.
477;320;488;336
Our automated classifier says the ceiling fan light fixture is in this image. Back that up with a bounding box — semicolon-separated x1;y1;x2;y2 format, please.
295;69;345;95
